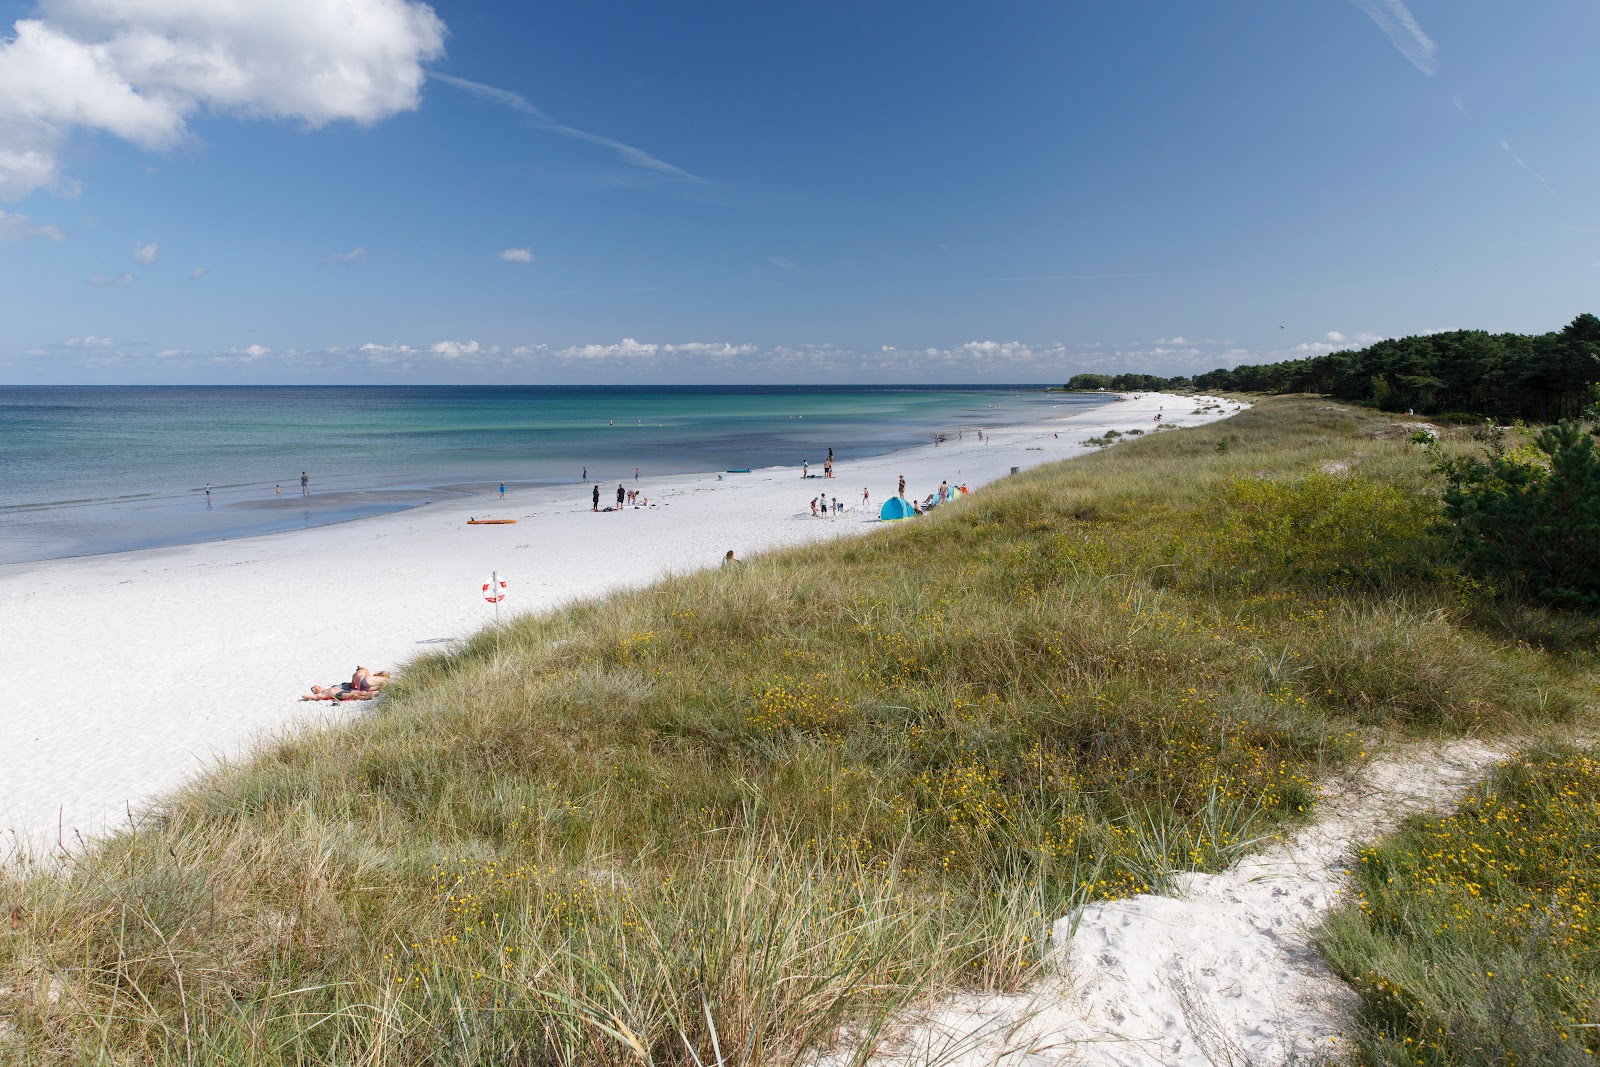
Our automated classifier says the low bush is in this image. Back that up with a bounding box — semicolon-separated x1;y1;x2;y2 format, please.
1436;421;1600;611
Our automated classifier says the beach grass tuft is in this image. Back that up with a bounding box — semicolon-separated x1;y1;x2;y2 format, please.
2;396;1594;1064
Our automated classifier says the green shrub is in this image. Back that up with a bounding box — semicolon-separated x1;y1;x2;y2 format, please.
1436;421;1600;611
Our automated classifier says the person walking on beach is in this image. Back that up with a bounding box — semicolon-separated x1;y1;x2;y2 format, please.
616;483;625;509
802;460;809;478
204;482;211;505
897;474;906;498
592;484;600;511
582;466;588;481
499;482;506;500
275;484;281;497
301;471;309;496
862;486;870;506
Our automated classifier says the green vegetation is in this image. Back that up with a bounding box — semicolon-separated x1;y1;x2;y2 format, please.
1435;420;1600;612
1069;313;1600;421
1321;745;1600;1065
2;398;1594;1065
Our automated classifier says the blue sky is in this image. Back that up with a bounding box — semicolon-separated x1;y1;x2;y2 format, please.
1;0;1596;384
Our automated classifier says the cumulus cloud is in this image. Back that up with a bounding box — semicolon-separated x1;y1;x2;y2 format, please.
327;245;368;263
0;0;446;199
65;334;113;346
551;338;762;361
430;339;481;359
498;247;533;263
132;239;156;263
86;270;134;286
1350;0;1438;75
1326;331;1347;342
0;207;64;241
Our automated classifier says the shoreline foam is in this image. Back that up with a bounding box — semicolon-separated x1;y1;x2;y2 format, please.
0;392;1241;857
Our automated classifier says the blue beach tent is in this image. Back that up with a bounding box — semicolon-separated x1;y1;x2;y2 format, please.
879;496;916;521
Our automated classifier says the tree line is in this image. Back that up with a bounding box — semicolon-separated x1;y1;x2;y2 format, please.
1065;314;1600;421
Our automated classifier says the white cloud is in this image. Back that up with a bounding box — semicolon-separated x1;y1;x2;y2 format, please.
65;334;113;346
430;339;481;359
241;343;270;357
1155;336;1187;345
327;245;367;263
498;247;533;263
551;338;763;362
189;266;206;279
1326;331;1347;342
86;270;134;286
430;73;701;183
0;0;446;199
1350;0;1438;75
132;239;156;263
0;207;64;241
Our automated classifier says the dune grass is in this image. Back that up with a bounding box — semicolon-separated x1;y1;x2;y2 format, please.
1321;744;1600;1065
1;396;1594;1065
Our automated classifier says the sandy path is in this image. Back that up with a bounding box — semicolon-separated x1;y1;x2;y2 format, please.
841;740;1508;1067
1;393;1241;857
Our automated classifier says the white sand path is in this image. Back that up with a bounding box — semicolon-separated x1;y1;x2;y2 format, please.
840;740;1509;1067
1;392;1241;857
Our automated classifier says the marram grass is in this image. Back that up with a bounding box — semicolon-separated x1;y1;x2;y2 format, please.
1;397;1594;1065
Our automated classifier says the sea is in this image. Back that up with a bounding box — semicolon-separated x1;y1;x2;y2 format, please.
0;385;1109;565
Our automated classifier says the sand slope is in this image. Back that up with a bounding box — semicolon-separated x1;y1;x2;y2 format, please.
1;393;1239;856
838;740;1507;1066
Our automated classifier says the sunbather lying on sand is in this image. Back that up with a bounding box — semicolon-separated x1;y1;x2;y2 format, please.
302;668;390;701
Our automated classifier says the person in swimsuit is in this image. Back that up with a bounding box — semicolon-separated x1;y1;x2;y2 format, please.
499;482;506;499
897;474;906;498
303;668;390;700
301;471;309;496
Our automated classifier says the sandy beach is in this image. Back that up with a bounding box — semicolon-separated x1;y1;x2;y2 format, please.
0;392;1239;856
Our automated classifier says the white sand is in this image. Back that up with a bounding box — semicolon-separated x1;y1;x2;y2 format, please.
0;392;1241;857
834;740;1508;1067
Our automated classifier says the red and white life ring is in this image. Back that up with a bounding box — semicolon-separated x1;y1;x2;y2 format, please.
482;577;507;603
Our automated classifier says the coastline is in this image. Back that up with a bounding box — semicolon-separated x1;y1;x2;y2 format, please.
0;392;1242;857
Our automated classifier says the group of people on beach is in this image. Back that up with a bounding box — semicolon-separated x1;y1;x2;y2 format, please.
590;481;653;511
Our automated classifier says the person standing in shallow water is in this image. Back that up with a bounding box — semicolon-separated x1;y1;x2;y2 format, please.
300;471;309;496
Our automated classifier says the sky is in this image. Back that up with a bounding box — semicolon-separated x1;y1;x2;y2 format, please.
0;0;1596;384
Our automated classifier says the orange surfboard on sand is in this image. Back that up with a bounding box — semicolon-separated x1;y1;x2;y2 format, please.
467;518;518;524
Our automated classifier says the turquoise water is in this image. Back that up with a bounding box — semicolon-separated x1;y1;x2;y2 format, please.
0;385;1104;564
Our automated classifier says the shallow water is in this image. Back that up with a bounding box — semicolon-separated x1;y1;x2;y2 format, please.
0;385;1104;563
